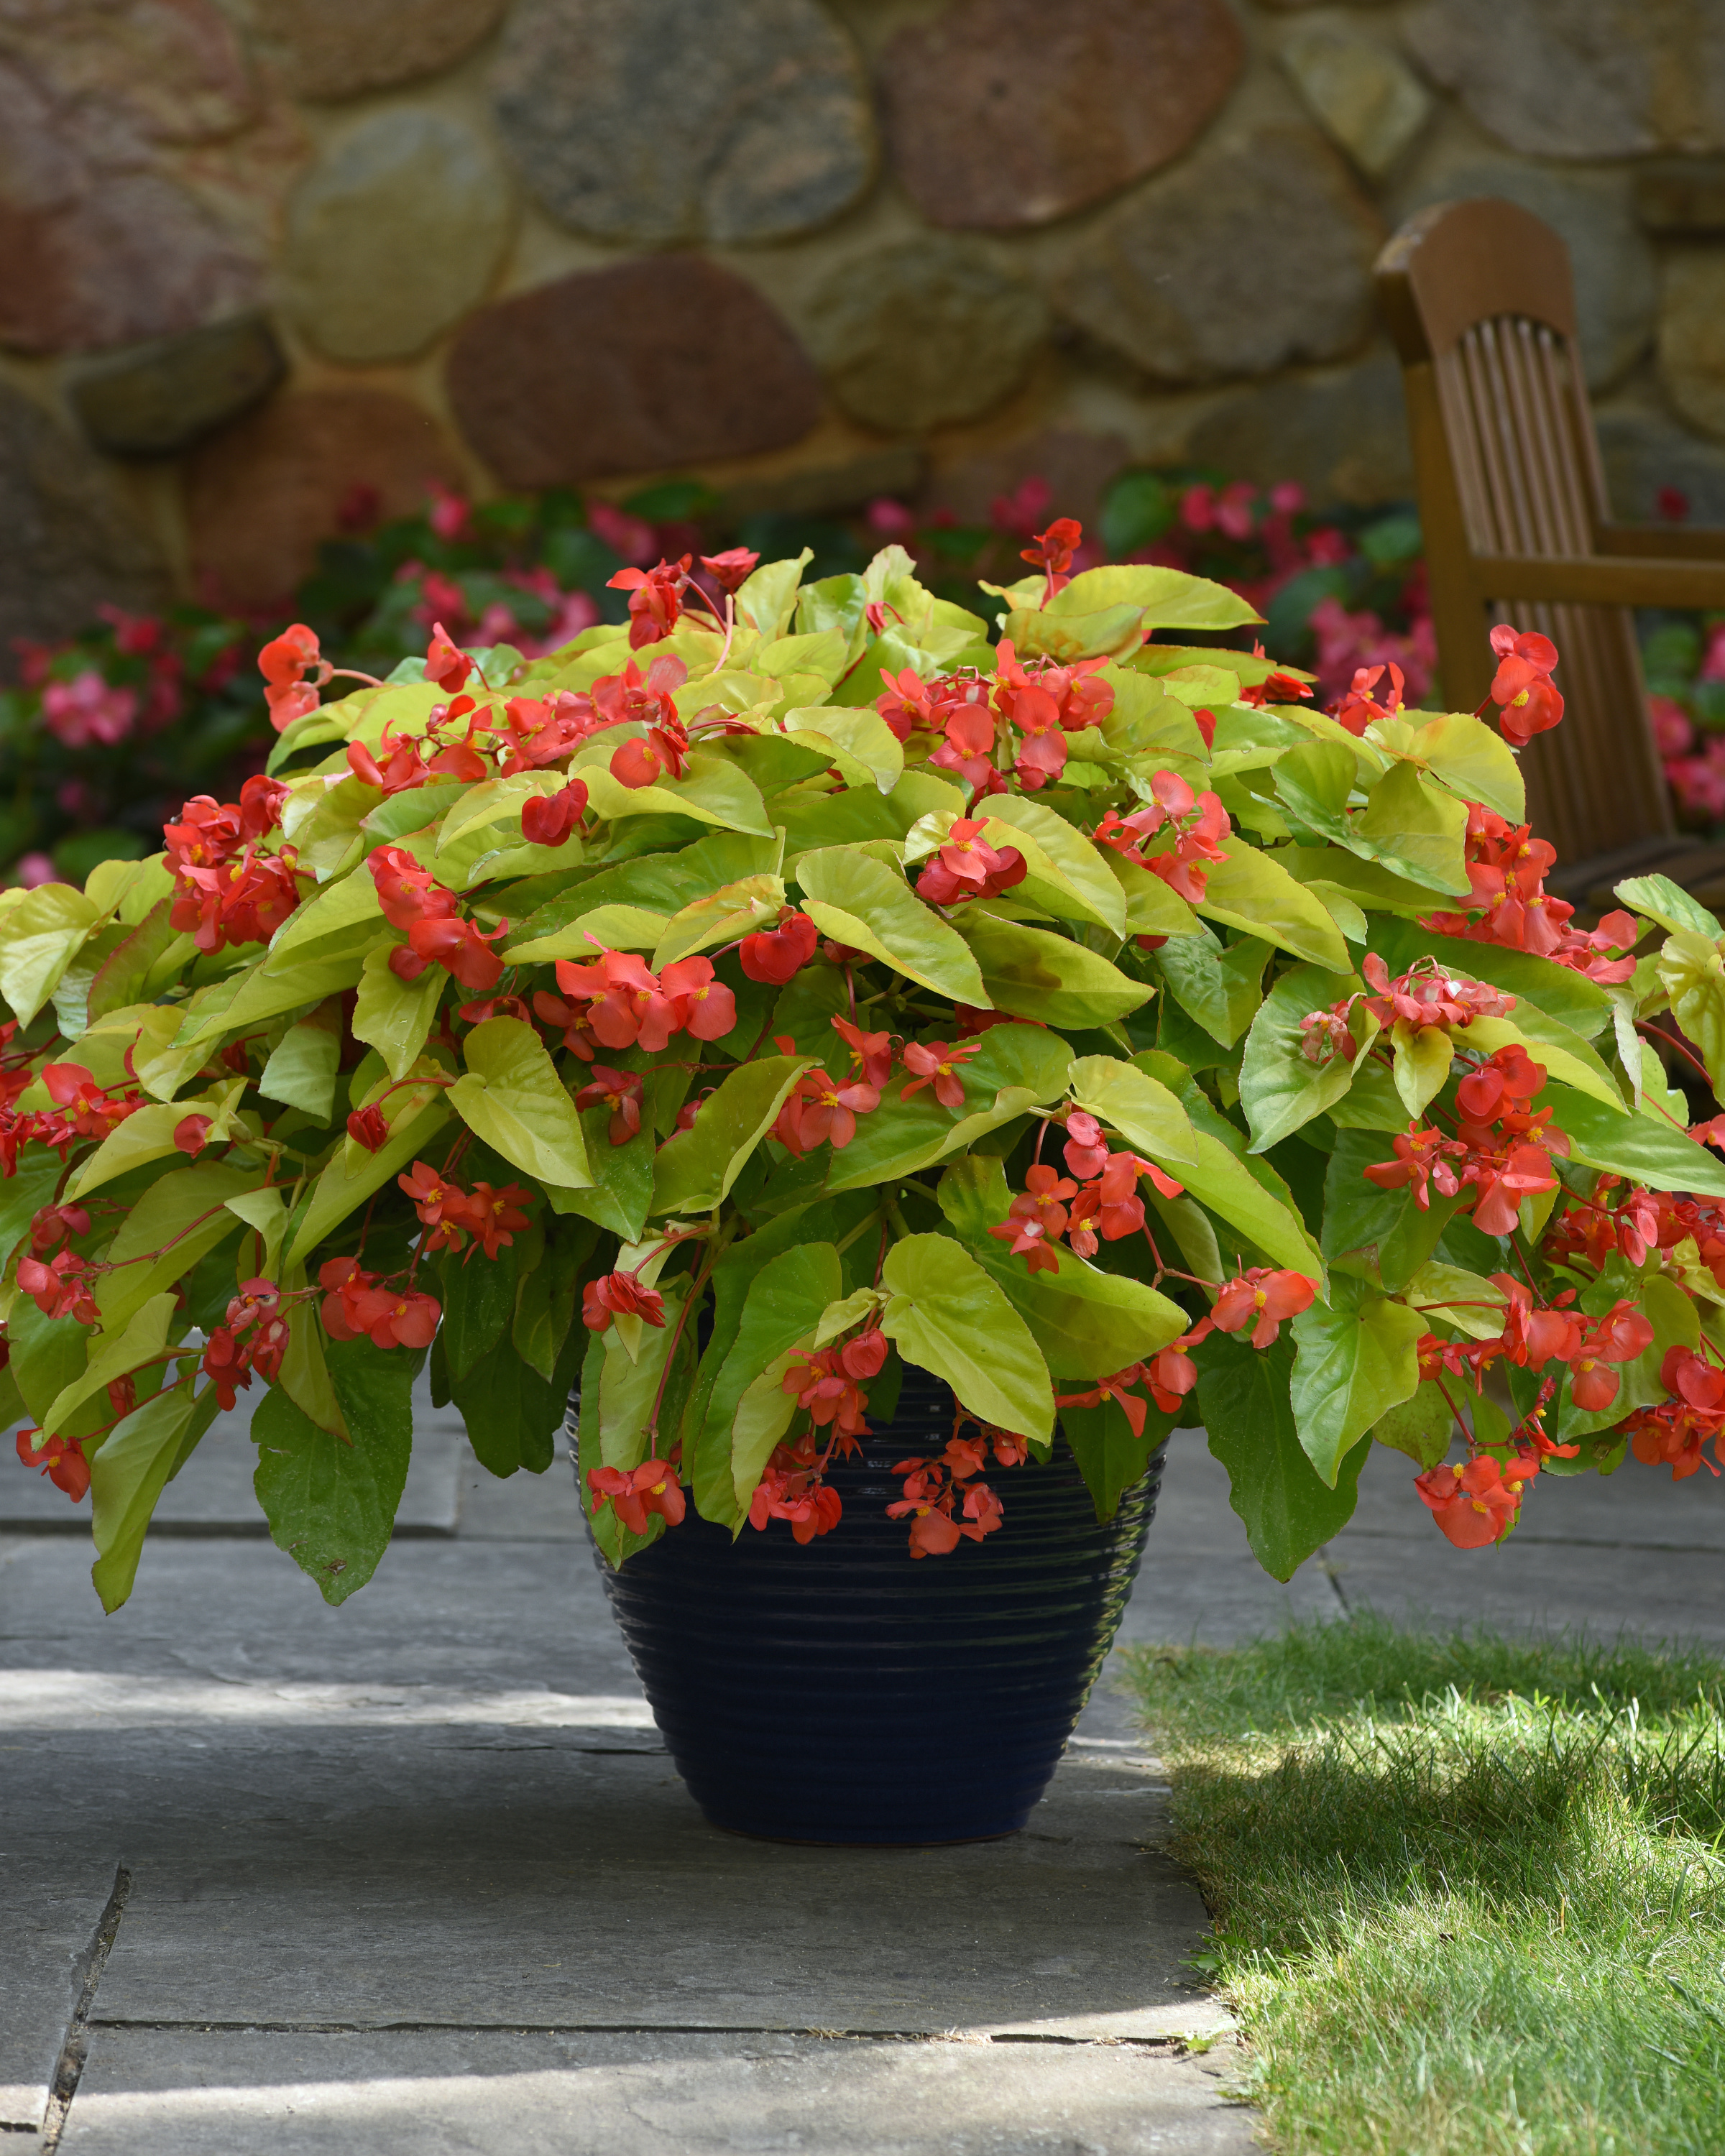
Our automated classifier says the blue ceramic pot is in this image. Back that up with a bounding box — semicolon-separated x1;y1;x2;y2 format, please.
589;1373;1162;1845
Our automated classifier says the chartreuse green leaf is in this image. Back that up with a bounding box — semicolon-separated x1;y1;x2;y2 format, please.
91;1378;219;1613
1320;1129;1458;1294
512;1215;594;1383
41;1291;178;1441
1004;604;1146;662
278;1277;346;1438
795;847;989;1005
1239;964;1377;1152
68;1077;248;1199
1392;711;1525;822
949;909;1150;1028
1274;740;1356;837
1545;1080;1725;1200
1067;1056;1197;1165
1279;847;1438;921
1197;1332;1365;1580
352;942;444;1081
85;900;195;1026
1289;1286;1425;1487
937;1158;1185;1378
970;796;1128;937
1657;930;1725;1095
1154;931;1269;1048
253;1338;420;1605
551;1106;656;1241
1045;563;1261;632
265;868;383;969
259;1007;342;1118
689;1243;842;1527
783;706;905;793
575;747;772;837
596;1279;689;1473
0;883;100;1026
1372;1380;1455;1468
880;1232;1054;1443
1197;839;1350;971
1180;1128;1326;1281
287;1094;451;1266
1403;1260;1508;1340
1391;1017;1455;1120
1616;872;1721;940
737;548;813;638
1059;1395;1177;1522
826;1023;1072;1191
650;874;784;970
1353;762;1471;896
1100;849;1202;938
448;1016;592;1189
653;1054;811;1216
0;1151;63;1273
505;903;671;964
455;1320;585;1478
96;1162;259;1330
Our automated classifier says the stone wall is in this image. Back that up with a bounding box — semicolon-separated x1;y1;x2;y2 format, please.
5;0;1725;645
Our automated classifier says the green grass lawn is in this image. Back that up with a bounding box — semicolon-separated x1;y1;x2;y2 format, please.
1124;1619;1725;2155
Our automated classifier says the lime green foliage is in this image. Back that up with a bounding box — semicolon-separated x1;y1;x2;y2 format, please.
5;533;1721;1611
1128;1621;1725;2156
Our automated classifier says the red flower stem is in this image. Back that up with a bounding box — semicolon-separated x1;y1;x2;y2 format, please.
1430;1371;1475;1453
1637;1021;1714;1089
644;1248;717;1441
327;667;386;688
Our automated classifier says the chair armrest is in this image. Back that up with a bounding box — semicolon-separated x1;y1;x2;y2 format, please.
1470;553;1725;609
1594;522;1725;562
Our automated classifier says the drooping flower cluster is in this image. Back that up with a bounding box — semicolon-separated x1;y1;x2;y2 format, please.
202;1277;290;1411
397;1161;533;1258
1485;625;1564;747
1;1065;145;1181
875;640;1113;794
540;946;735;1059
369;847;510;992
913;820;1027;908
1365;1044;1567;1237
1422;803;1639;982
1092;772;1231;904
318;1258;441;1350
888;1419;1026;1557
589;1457;688;1530
164;775;299;954
988;1116;1187;1274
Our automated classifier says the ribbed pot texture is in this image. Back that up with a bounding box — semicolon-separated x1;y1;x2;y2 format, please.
589;1373;1162;1845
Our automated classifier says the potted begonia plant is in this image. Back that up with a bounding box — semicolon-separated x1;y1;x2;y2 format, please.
7;528;1725;1842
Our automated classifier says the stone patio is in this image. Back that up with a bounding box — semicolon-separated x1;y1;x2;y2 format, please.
3;1390;1720;2153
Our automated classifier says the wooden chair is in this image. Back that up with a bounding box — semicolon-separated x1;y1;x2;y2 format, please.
1375;197;1725;905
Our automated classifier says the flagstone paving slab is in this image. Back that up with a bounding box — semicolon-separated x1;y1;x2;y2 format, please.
6;1422;1722;2147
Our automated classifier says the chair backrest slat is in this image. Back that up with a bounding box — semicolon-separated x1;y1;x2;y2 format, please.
1375;198;1673;864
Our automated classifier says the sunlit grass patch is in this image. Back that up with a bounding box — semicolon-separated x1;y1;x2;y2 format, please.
1126;1617;1725;2155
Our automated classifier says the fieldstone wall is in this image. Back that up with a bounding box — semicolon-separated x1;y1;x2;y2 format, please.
5;0;1725;634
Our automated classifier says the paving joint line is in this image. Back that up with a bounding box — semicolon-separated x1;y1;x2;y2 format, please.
86;2017;1195;2050
39;1861;131;2153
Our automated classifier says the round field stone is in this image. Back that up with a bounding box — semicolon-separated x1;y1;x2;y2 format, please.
1279;18;1432;182
1052;126;1384;385
0;160;264;355
801;237;1048;435
0;380;168;676
1404;0;1725;160
878;0;1243;232
0;0;255;147
185;390;464;611
446;257;822;489
281;108;512;364
249;0;507;101
490;0;873;245
68;312;285;456
1660;250;1725;442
